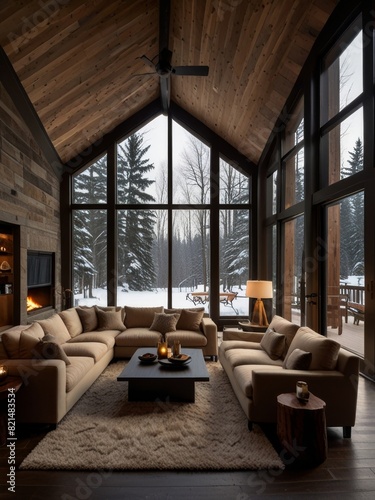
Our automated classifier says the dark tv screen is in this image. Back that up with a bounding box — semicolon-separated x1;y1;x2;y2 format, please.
27;252;53;287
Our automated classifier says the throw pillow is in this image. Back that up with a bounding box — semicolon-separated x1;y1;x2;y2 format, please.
176;309;204;331
260;329;286;360
95;306;126;331
37;314;71;344
149;312;180;335
283;348;312;370
76;307;98;332
268;315;300;357
34;335;71;365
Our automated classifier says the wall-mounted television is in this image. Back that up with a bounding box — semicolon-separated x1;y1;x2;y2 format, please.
27;251;54;288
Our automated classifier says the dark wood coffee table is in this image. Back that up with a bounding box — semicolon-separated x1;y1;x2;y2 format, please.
117;348;209;402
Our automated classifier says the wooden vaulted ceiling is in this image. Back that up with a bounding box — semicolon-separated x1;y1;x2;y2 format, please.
0;0;339;168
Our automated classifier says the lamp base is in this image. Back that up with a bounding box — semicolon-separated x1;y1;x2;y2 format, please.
251;299;269;327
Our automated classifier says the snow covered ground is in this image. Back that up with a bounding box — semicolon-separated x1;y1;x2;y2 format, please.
74;285;250;317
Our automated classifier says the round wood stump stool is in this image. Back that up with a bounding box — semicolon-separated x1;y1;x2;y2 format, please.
277;392;327;467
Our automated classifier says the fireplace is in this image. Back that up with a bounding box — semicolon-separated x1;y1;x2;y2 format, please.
27;251;55;314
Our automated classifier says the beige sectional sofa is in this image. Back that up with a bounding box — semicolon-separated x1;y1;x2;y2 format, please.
219;315;360;438
0;305;218;425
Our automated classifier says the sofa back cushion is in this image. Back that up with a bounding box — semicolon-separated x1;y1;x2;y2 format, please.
37;314;71;344
59;308;83;338
124;306;163;328
1;323;44;358
285;327;340;370
268;315;300;358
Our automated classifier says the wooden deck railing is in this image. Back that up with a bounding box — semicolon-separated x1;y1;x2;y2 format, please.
339;284;365;305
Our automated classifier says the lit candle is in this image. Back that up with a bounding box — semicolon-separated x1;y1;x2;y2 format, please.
0;365;8;382
157;341;168;359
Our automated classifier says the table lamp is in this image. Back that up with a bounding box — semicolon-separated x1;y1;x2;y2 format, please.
245;280;273;326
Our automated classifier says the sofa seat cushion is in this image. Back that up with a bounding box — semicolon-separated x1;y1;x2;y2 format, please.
59;308;83;338
115;328;161;347
66;356;95;392
62;342;108;362
225;348;283;368
165;330;207;347
233;364;283;398
66;331;117;349
285;327;340;370
219;340;263;353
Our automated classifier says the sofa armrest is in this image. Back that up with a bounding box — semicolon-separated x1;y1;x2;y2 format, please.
250;367;358;426
201;317;217;340
201;317;218;355
2;359;67;424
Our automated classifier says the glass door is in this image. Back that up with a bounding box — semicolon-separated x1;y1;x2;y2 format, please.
325;193;364;356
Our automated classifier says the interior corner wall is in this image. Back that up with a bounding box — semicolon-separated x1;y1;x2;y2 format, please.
0;82;61;324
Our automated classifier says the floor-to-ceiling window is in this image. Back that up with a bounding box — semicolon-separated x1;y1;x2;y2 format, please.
68;112;253;324
261;3;374;377
320;23;365;356
219;157;250;316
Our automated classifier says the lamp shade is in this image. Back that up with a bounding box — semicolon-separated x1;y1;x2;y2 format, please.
245;280;273;299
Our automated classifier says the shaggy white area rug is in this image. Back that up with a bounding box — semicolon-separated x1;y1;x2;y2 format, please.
20;361;284;471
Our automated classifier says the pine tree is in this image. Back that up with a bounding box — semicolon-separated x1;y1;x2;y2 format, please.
117;133;156;290
340;138;364;277
73;157;107;297
220;161;249;290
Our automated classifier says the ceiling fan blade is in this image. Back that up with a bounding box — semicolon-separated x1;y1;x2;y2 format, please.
159;0;170;53
173;66;209;76
140;55;155;70
160;75;170;114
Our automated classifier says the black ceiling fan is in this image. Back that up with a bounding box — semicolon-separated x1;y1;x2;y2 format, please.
139;0;209;114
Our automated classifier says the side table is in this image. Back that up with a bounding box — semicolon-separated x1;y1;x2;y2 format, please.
277;392;327;466
0;376;23;447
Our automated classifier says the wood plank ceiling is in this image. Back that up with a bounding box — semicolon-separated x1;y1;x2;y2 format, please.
0;0;339;167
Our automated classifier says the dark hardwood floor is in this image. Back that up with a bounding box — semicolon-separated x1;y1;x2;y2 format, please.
1;374;375;500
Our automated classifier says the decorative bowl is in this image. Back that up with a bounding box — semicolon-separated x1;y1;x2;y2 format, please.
168;354;191;364
138;353;157;364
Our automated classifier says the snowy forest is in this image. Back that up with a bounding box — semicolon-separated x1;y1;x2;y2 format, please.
72;129;249;300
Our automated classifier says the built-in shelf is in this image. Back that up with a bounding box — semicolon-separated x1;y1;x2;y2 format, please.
0;227;15;328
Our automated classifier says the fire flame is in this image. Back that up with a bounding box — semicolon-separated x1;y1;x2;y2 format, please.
27;296;43;312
